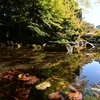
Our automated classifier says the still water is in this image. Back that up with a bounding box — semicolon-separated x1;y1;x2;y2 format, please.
81;60;100;85
0;46;100;85
0;46;100;99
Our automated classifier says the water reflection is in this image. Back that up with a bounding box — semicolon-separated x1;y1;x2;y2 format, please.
81;60;100;85
0;46;100;85
1;46;100;99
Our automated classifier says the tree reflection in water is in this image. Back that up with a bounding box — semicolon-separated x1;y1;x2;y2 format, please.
0;46;100;99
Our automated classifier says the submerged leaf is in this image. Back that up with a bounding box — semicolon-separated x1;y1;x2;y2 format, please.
48;92;61;99
35;81;51;90
65;85;82;100
91;88;100;92
26;77;39;85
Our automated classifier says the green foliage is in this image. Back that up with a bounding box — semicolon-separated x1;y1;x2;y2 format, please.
57;39;68;44
0;0;87;42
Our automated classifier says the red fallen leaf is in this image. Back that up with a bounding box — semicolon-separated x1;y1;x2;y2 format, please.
11;95;28;100
11;96;19;100
17;75;37;81
3;74;11;79
1;68;15;76
73;91;82;100
48;92;61;99
17;73;39;85
18;73;24;79
47;77;53;81
25;77;39;85
16;87;31;96
66;85;82;100
1;71;10;76
9;75;14;81
0;68;17;80
56;86;61;91
14;87;31;100
16;86;23;93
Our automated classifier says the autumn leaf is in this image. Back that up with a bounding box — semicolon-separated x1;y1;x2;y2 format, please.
18;73;24;79
17;73;39;85
65;85;82;100
48;92;61;99
25;77;39;85
36;81;51;90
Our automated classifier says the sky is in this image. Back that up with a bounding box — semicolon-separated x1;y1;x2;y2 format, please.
81;0;100;27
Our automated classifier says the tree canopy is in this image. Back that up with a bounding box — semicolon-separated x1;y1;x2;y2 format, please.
0;0;88;43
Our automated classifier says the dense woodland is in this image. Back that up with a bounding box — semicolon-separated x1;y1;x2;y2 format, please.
1;0;98;44
1;0;100;45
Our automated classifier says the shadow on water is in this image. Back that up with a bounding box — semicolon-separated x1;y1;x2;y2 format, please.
0;46;100;99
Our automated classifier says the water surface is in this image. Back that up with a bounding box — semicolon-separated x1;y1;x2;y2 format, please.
0;46;100;85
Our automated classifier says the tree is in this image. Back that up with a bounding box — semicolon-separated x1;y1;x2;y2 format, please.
28;0;85;42
0;0;87;43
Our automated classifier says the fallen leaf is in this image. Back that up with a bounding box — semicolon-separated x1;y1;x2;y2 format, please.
3;74;11;79
36;81;51;90
67;91;82;100
65;85;82;100
18;73;23;79
25;77;39;85
9;75;14;81
91;88;100;92
11;96;19;100
56;86;61;91
48;92;61;99
18;75;36;81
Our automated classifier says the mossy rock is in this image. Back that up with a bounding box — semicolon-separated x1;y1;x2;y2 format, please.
44;41;67;51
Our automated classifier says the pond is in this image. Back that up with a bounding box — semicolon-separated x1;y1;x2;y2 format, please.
80;60;100;86
0;45;100;99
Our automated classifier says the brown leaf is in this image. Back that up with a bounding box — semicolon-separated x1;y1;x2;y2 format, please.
48;92;61;99
3;74;11;79
17;75;36;81
67;91;82;100
67;92;75;99
16;86;23;93
66;85;82;100
25;77;39;85
20;87;31;96
11;96;19;100
11;95;28;100
56;86;61;91
15;87;31;98
47;77;53;81
18;73;23;79
9;75;14;81
73;91;82;100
